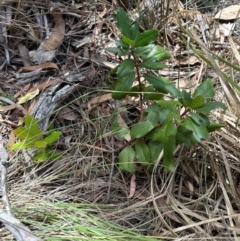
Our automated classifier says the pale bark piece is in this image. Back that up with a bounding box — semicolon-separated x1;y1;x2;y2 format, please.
214;5;240;20
0;210;42;241
18;43;31;67
31;66;94;131
29;49;56;64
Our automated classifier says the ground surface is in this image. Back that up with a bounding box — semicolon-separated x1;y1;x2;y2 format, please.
1;0;240;240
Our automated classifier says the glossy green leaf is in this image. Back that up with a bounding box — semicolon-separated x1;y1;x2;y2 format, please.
140;60;167;70
176;125;194;146
135;29;158;47
182;117;209;143
134;44;155;58
179;90;192;107
117;39;129;49
163;135;176;172
190;95;205;109
194;101;226;114
130;22;141;40
189;113;210;126
207;122;225;132
156;100;181;112
152;120;177;143
122;35;135;46
146;45;171;61
193;79;214;100
117;59;134;78
119;146;136;172
116;8;131;38
43;131;62;145
105;47;128;56
144;74;180;96
143;85;163;100
135;139;150;165
147;110;159;126
111;122;121;132
148;141;163;163
112;74;135;99
130;121;155;138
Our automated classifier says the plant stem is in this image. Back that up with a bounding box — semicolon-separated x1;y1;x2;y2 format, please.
133;52;144;121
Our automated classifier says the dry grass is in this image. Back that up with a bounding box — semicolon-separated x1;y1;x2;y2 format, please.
1;0;240;240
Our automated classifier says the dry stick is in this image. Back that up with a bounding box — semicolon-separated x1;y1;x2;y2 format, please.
0;134;11;215
106;135;115;202
0;134;42;241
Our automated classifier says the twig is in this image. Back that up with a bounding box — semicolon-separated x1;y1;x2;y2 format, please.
0;134;42;241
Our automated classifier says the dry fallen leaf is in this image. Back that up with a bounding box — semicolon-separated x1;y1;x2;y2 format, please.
128;173;136;198
215;5;240;20
18;89;39;104
57;107;78;121
42;11;65;50
20;62;59;71
117;113;131;141
88;93;112;110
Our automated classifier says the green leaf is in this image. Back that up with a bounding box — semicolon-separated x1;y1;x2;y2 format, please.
144;74;180;96
152;120;177;143
146;45;171;61
189;113;210;126
156;100;181;112
207;122;225;132
35;140;48;148
143;85;163;100
135;139;150;165
148;141;163;163
193;79;214;100
190;95;205;109
130;121;155;138
24;114;42;137
182;117;209;143
10;141;35;150
33;151;48;162
140;60;167;70
147;110;159;126
176;125;194;146
117;39;130;49
179;90;192;107
43;131;62;145
117;59;134;78
134;44;155;58
119;146;136;172
194;101;226;114
135;29;158;47
14;127;33;140
130;22;141;40
122;35;135;46
105;47;128;56
163;135;176;172
116;8;131;38
112;74;135;99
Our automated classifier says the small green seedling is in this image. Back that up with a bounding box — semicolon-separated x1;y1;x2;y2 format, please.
10;114;62;162
106;8;226;172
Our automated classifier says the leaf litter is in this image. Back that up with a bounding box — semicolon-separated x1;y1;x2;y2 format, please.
0;0;240;240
